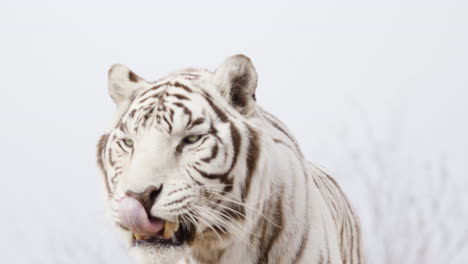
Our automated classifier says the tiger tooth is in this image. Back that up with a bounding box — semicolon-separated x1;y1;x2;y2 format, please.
163;221;178;239
163;222;171;239
134;234;144;240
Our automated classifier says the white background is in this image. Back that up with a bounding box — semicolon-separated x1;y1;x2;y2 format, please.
1;0;467;263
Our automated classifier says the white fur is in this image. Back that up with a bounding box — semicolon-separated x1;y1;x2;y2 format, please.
98;55;363;264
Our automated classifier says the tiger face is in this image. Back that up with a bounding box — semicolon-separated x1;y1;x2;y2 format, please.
97;55;260;263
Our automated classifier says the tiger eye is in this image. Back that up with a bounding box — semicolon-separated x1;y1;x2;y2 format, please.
123;139;134;147
184;135;201;144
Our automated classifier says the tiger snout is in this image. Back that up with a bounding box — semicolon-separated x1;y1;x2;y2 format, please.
125;185;163;215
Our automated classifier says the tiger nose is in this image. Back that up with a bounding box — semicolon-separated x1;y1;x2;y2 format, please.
125;185;163;215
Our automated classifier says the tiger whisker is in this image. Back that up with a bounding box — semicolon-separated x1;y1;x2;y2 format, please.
187;214;207;241
206;200;246;219
201;190;280;227
190;203;228;232
180;213;205;241
193;202;258;248
189;203;224;241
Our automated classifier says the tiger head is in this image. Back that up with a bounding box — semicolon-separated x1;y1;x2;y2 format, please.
97;55;261;263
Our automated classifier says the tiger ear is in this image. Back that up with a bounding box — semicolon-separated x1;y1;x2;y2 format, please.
213;54;258;115
108;64;146;107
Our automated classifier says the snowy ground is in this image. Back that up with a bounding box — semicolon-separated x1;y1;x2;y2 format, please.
1;1;467;263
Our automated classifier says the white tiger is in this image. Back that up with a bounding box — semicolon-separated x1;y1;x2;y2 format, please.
97;55;363;264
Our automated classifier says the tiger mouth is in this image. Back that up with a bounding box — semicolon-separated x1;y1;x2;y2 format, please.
132;220;194;247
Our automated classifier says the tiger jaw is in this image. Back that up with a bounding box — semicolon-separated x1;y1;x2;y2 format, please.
132;220;195;247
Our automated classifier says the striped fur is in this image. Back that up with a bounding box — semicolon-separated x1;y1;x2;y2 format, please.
97;55;363;264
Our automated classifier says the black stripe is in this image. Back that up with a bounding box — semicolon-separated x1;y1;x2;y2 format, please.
108;148;116;166
141;112;152;128
111;171;121;185
292;226;309;263
168;93;190;101
201;143;218;163
171;82;193;93
96;134;111;197
170;102;193;130
138;93;160;104
202;93;229;122
163;115;172;133
192;122;240;193
169;108;175;122
262;111;302;156
242;124;260;202
116;141;128;152
139;83;166;98
185;169;203;186
272;138;295;152
173;102;192;115
323;170;363;263
291;167;311;263
163;195;191;207
257;187;284;264
166;185;191;196
187;117;205;130
199;136;209;146
118;122;126;133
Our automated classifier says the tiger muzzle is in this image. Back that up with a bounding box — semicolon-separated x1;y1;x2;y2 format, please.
118;196;193;247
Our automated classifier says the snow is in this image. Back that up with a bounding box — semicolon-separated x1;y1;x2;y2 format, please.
0;0;467;263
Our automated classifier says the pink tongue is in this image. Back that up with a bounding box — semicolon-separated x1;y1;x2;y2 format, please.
118;196;164;236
